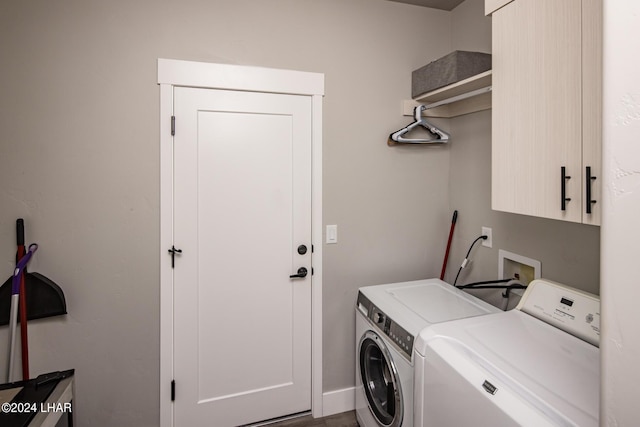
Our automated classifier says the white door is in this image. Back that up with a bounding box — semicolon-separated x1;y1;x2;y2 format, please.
172;87;312;426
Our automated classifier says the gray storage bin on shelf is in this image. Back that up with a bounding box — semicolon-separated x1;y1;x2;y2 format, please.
412;51;491;98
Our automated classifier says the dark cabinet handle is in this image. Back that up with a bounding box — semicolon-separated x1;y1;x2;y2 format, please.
561;167;571;211
289;267;308;279
586;166;597;214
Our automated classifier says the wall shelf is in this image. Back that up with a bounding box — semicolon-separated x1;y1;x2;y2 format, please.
403;70;492;118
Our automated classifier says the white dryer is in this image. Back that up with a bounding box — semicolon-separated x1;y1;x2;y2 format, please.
355;278;499;427
414;279;600;427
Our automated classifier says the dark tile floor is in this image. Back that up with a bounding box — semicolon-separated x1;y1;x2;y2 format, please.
265;411;358;427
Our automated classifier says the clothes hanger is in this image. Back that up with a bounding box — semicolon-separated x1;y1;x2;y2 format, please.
388;104;450;146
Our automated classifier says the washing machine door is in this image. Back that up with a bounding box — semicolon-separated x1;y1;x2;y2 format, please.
359;330;403;427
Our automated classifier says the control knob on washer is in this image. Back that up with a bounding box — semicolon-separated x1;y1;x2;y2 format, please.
374;312;385;324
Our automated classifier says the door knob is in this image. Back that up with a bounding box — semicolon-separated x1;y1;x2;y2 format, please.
289;267;308;279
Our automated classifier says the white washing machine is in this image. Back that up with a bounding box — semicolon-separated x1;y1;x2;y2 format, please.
355;278;500;427
413;279;600;427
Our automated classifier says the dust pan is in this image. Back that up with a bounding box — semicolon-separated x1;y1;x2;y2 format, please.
0;272;67;326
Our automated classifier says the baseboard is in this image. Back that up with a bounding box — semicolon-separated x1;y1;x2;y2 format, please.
322;387;355;417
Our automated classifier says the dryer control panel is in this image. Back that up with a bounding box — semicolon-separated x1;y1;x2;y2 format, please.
357;291;414;360
517;279;601;347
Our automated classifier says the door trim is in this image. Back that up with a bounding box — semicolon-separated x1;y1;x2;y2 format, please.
157;58;324;427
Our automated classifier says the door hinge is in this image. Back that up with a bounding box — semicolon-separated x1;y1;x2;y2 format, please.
171;380;175;401
171;116;176;136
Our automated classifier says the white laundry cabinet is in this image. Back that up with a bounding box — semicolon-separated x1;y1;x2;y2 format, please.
488;0;602;225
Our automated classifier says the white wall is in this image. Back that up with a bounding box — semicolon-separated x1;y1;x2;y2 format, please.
0;1;452;425
601;0;640;424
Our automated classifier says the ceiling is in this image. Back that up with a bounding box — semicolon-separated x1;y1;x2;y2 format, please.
386;0;466;11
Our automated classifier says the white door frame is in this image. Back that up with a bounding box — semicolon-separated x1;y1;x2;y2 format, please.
157;58;324;427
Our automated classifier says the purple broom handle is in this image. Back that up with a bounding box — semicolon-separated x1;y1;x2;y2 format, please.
11;243;38;295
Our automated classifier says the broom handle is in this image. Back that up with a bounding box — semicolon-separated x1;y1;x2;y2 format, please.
8;244;37;381
440;210;458;281
7;294;19;382
17;219;30;380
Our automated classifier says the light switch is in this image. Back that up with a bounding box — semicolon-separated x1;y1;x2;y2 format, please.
326;225;338;244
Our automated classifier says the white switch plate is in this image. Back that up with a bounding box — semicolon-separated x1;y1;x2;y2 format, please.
326;225;338;244
481;226;492;248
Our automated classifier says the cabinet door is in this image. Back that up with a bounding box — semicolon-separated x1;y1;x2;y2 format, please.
581;0;602;226
491;0;583;222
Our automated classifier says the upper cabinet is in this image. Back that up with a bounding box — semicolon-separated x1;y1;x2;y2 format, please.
489;0;602;225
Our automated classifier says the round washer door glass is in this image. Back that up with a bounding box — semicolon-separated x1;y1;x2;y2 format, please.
359;330;403;427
